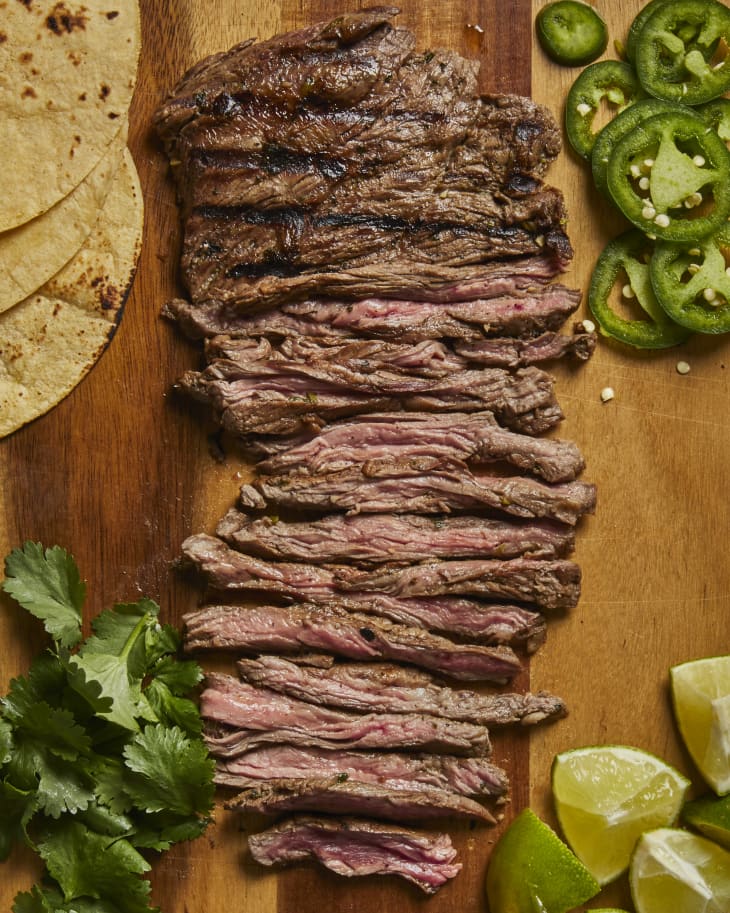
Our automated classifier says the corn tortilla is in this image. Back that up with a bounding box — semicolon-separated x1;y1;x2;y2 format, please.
0;0;141;231
0;122;128;314
0;148;143;438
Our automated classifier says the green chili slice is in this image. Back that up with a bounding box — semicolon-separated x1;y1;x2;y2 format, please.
635;0;730;105
565;60;644;159
591;98;677;197
536;1;608;67
606;109;730;242
651;225;730;333
626;0;673;64
589;229;692;349
698;97;730;145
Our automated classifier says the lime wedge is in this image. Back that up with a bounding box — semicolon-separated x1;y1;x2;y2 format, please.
630;827;730;913
671;655;730;795
683;793;730;850
485;808;600;913
551;745;690;884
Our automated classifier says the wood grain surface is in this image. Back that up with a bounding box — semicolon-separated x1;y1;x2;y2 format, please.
1;1;728;911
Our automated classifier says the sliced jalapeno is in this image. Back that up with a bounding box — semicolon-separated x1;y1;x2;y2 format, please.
536;1;608;67
698;97;730;145
606;109;730;242
635;0;730;105
565;60;644;159
591;98;677;197
651;225;730;333
589;229;692;349
626;0;672;64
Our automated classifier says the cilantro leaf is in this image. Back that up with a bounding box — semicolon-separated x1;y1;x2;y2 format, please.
145;680;203;736
0;717;13;764
69;601;163;732
8;738;94;819
39;819;156;913
123;725;215;818
130;812;209;851
3;544;84;648
2;655;69;723
0;780;37;860
14;885;122;913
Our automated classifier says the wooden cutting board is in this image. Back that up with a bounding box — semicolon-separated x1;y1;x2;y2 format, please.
1;1;728;910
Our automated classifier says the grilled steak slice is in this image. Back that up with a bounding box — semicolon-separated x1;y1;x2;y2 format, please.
201;673;489;755
217;510;575;563
243;457;596;525
163;271;580;342
182;602;522;682
177;346;562;437
453;330;596;366
181;532;579;610
255;412;586;483
226;776;495;823
247;815;462;894
209;335;468;380
235;655;567;727
217;744;508;797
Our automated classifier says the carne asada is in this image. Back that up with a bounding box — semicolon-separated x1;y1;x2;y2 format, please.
247;815;462;894
216;510;576;564
154;8;572;311
201;673;491;755
177;350;562;437
216;744;508;797
235;655;567;726
225;776;496;823
181;532;580;610
254;411;586;482
183;602;522;682
240;459;597;525
453;330;596;366
163;280;582;343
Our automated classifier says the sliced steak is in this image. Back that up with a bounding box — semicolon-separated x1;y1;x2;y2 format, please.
217;510;575;564
201;673;489;755
453;330;596;367
226;776;495;823
217;744;508;797
242;458;597;525
164;279;580;342
235;655;567;727
255;411;586;483
180;532;579;610
177;347;562;437
247;815;462;894
182;602;522;682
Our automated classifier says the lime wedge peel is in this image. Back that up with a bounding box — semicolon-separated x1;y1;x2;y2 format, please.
629;827;730;913
682;792;730;850
551;744;690;885
485;808;600;913
670;655;730;796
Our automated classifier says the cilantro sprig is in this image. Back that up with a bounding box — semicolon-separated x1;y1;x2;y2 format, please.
0;543;215;913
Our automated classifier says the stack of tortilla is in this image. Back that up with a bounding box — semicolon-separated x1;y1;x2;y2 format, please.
0;0;144;438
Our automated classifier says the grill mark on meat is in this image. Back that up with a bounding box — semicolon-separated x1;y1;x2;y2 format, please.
254;411;586;482
241;458;597;525
217;745;507;797
225;776;496;824
235;655;567;727
182;602;522;682
201;673;490;755
247;815;462;894
180;532;580;610
217;510;576;564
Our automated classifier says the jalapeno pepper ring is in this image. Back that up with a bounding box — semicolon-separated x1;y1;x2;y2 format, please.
626;0;672;64
635;0;730;105
651;226;730;334
565;60;644;159
536;1;608;67
607;110;730;242
589;229;692;349
591;98;677;197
